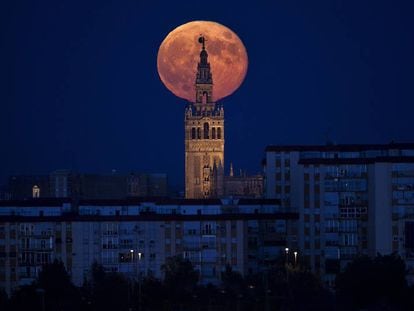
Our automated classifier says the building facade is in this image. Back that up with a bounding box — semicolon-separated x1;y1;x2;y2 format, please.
0;198;296;295
6;172;168;200
185;37;225;199
264;143;414;286
8;175;51;199
224;164;264;198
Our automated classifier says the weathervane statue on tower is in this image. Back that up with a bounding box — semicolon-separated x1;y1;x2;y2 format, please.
198;35;205;49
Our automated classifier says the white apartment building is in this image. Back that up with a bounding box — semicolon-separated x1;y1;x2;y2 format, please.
0;198;296;295
265;143;414;286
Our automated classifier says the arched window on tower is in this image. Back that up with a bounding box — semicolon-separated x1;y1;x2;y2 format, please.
212;127;216;139
191;128;196;139
197;127;201;139
217;127;222;139
202;91;208;104
203;123;209;139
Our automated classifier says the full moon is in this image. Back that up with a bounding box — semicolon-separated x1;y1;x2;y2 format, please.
157;21;248;102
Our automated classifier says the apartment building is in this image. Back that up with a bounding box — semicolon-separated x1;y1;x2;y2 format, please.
0;198;297;295
265;143;414;286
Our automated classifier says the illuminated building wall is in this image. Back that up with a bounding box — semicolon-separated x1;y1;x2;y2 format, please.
265;143;414;286
224;173;264;198
0;198;296;294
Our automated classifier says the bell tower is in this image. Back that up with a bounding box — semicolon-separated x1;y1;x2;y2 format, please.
185;36;224;199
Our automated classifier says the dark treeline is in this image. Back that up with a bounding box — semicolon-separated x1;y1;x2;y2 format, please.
0;254;413;311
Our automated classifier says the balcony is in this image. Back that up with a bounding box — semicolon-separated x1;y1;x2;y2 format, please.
201;230;216;236
102;244;119;250
182;244;201;251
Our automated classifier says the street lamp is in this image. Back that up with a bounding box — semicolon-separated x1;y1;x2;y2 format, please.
285;247;289;265
294;251;298;267
284;247;290;285
128;249;135;310
138;252;142;311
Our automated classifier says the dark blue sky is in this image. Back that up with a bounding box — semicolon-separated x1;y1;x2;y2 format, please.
1;0;414;188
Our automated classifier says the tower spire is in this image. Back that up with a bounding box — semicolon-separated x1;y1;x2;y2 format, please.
196;36;212;84
195;36;213;104
198;35;206;50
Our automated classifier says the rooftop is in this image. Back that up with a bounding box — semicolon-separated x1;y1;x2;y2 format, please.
265;142;414;152
298;156;414;165
0;197;280;207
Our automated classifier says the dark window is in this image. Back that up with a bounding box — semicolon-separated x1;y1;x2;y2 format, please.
212;127;216;139
405;221;414;249
197;128;201;139
203;123;209;139
202;91;208;104
217;127;222;139
191;128;196;139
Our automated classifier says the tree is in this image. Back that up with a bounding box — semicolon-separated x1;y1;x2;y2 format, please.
162;255;199;290
336;254;408;310
0;288;8;311
36;259;81;311
140;276;166;311
87;262;130;311
162;255;199;306
219;265;246;309
288;269;333;311
9;284;42;311
221;264;245;297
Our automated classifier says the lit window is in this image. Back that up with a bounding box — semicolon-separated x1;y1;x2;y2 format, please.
32;185;40;198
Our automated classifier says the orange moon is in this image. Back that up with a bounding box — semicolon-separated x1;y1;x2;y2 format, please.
157;21;248;102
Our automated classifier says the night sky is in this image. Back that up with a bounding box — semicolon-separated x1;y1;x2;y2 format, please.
1;0;414;189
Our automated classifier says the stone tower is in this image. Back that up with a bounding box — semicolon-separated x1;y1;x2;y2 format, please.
185;36;224;199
